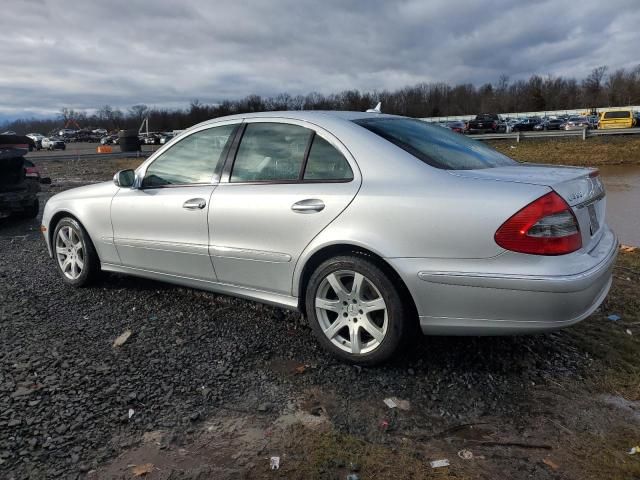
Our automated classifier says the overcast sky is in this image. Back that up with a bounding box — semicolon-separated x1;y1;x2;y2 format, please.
1;0;639;119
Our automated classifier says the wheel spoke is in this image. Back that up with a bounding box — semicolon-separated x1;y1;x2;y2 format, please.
59;229;71;246
360;316;385;343
324;318;347;340
361;297;385;314
71;260;78;278
351;272;365;299
61;258;72;272
326;273;348;300
350;325;361;354
75;255;84;269
316;297;341;313
56;246;67;255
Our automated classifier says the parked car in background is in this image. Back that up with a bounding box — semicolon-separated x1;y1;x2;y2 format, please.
0;135;40;219
142;133;161;145
58;129;76;137
41;137;66;151
561;116;590;130
598;110;635;129
467;113;500;134
26;133;44;150
511;118;541;131
533;119;564;131
446;121;466;133
159;132;175;144
41;111;617;365
587;115;599;129
100;135;118;145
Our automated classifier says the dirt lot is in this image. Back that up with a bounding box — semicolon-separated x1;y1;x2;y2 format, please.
1;156;639;479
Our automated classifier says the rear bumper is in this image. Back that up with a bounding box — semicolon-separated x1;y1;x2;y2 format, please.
389;227;618;335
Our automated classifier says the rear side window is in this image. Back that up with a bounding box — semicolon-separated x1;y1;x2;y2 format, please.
143;124;236;187
603;111;631;119
354;118;516;170
303;135;353;181
231;123;311;182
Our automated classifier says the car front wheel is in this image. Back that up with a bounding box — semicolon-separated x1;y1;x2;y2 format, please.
305;255;410;365
53;217;99;286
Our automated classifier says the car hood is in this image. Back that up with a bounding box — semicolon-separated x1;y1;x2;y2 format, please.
49;181;118;203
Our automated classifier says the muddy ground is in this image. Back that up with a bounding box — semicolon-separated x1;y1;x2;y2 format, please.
1;155;639;480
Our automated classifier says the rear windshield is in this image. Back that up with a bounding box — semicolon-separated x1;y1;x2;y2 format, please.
354;118;516;170
603;111;631;119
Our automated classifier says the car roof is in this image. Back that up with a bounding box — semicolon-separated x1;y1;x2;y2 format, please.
194;110;401;129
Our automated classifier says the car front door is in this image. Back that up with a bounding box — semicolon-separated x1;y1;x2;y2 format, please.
209;119;361;296
110;122;239;281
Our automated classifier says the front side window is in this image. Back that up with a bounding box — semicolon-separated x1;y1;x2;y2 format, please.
354;118;516;170
143;124;236;187
303;135;353;181
231;123;311;182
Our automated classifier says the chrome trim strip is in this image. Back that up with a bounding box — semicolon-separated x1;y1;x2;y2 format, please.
210;245;292;263
418;233;618;293
115;238;209;255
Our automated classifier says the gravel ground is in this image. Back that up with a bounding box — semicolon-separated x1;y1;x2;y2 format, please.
1;158;639;479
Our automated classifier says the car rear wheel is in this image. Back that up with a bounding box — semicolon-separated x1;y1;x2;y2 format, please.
53;217;99;286
305;255;410;365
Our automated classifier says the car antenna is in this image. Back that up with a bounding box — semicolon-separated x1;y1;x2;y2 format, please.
366;102;382;113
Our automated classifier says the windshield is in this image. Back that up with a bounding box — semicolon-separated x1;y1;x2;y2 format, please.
354;118;516;170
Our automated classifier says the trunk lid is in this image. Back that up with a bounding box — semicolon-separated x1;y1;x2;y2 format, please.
449;164;606;251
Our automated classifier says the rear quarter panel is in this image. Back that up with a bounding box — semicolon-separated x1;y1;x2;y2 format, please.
291;123;551;296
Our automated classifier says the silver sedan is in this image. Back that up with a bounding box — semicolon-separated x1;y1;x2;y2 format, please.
41;111;618;365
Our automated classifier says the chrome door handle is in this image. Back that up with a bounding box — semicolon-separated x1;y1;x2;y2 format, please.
291;199;325;213
182;198;206;210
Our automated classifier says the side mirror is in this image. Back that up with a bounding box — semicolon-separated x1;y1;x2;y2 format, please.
113;169;136;188
40;177;52;185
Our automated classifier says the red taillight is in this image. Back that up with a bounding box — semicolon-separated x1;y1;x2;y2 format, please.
495;192;582;255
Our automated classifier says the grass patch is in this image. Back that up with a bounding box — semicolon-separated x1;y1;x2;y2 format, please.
278;424;466;480
487;136;640;166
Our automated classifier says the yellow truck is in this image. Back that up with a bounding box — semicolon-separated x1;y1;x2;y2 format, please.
598;110;636;129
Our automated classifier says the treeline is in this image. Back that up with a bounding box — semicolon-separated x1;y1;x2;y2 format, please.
4;65;640;135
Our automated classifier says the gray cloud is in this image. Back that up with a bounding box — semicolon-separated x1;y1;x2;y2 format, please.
1;0;638;117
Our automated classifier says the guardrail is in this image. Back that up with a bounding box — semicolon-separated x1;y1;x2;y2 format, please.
472;127;640;142
27;150;152;161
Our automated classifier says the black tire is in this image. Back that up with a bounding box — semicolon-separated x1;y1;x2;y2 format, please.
52;217;100;287
305;255;411;366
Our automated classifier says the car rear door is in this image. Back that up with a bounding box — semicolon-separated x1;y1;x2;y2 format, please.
110;122;239;280
209;119;361;295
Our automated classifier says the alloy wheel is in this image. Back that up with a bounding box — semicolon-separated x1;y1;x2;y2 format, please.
55;225;84;280
315;270;388;355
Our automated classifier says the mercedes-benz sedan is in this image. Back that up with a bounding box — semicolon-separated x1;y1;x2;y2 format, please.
41;111;617;365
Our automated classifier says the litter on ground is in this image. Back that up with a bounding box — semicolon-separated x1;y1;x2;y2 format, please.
430;459;450;468
113;329;132;347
